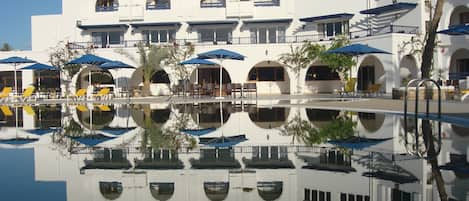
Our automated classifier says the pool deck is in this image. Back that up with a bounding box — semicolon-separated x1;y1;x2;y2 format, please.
4;94;469;119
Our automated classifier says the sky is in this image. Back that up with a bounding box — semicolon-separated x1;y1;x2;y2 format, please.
0;0;62;51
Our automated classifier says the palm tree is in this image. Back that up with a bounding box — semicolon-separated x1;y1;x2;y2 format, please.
279;44;314;94
137;44;170;97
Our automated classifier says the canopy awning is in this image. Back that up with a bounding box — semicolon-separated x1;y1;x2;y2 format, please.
187;20;238;26
243;18;293;24
130;22;181;28
299;13;354;23
360;2;417;15
77;23;129;30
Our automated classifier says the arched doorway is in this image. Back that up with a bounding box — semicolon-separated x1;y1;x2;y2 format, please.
305;63;341;93
150;183;174;201
399;55;419;86
130;104;171;128
77;105;116;130
190;103;232;129
357;56;385;92
76;68;115;92
248;107;290;129
129;68;172;96
449;49;469;82
257;181;283;201
99;181;123;200
358;112;385;133
247;61;290;94
449;6;469;27
306;109;340;128
204;182;229;201
192;67;232;96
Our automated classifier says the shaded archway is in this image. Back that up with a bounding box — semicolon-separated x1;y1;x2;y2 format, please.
399;55;419;86
305;64;341;93
306;109;340;128
248;107;290;129
449;6;469;27
257;181;283;201
99;181;123;200
451;124;469;137
150;183;174;201
129;68;172;96
449;48;469;81
191;103;232;128
204;182;229;201
247;61;290;94
77;105;116;130
357;56;385;92
358;112;385;133
130;105;171;128
76;68;115;91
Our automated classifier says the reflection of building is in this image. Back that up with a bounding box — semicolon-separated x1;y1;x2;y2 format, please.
2;103;469;200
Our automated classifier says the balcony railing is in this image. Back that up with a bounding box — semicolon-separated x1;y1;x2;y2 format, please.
68;25;419;49
95;5;119;12
146;2;171;10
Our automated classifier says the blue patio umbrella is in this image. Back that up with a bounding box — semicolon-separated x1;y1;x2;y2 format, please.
0;56;36;94
197;49;245;99
99;61;135;95
21;63;59;90
99;128;135;137
67;54;113;90
328;136;392;150
180;58;217;85
71;134;115;147
200;135;247;148
437;24;469;35
326;44;391;56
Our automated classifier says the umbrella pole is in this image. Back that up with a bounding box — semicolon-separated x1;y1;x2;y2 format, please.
217;59;224;99
219;101;223;137
14;63;18;96
115;69;119;97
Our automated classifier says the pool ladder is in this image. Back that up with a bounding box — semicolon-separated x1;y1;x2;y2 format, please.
403;79;442;157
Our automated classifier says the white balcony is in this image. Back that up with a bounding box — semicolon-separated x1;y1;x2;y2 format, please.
226;0;254;18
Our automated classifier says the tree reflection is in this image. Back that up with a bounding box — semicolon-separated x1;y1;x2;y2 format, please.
279;113;356;145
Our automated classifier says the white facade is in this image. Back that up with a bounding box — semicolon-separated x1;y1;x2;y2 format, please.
0;0;467;95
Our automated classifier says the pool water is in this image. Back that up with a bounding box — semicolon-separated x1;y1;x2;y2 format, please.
0;102;468;201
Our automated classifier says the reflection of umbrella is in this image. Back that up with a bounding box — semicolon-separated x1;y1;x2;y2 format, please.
0;138;38;145
198;49;245;99
67;54;112;92
0;56;36;95
25;128;59;136
199;135;247;148
99;128;134;137
71;134;115;147
99;61;135;95
181;127;216;136
437;24;469;35
20;63;59;91
328;136;392;150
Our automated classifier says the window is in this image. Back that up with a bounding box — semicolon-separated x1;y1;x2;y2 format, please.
254;0;280;6
318;21;349;38
198;28;232;43
96;0;119;12
250;26;286;44
151;70;170;84
309;189;331;201
248;67;284;81
92;31;124;48
305;189;311;201
143;29;176;43
306;66;340;81
200;0;225;8
146;0;171;9
392;189;415;201
460;12;469;24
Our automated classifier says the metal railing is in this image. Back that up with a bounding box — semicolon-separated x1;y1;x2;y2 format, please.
403;78;442;158
68;25;419;49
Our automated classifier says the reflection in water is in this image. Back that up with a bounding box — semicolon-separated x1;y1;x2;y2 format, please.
0;104;467;201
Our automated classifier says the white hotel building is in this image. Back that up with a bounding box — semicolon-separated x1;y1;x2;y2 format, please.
0;0;468;95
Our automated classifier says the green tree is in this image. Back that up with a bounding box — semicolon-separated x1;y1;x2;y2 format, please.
0;43;13;51
166;43;195;82
319;36;356;79
49;41;93;96
279;44;315;94
137;44;170;97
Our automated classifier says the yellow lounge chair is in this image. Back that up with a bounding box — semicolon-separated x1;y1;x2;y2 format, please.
340;78;356;97
94;88;111;100
76;105;88;112
97;105;111;112
23;105;36;116
18;86;36;102
71;88;87;101
0;87;12;102
0;105;13;116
